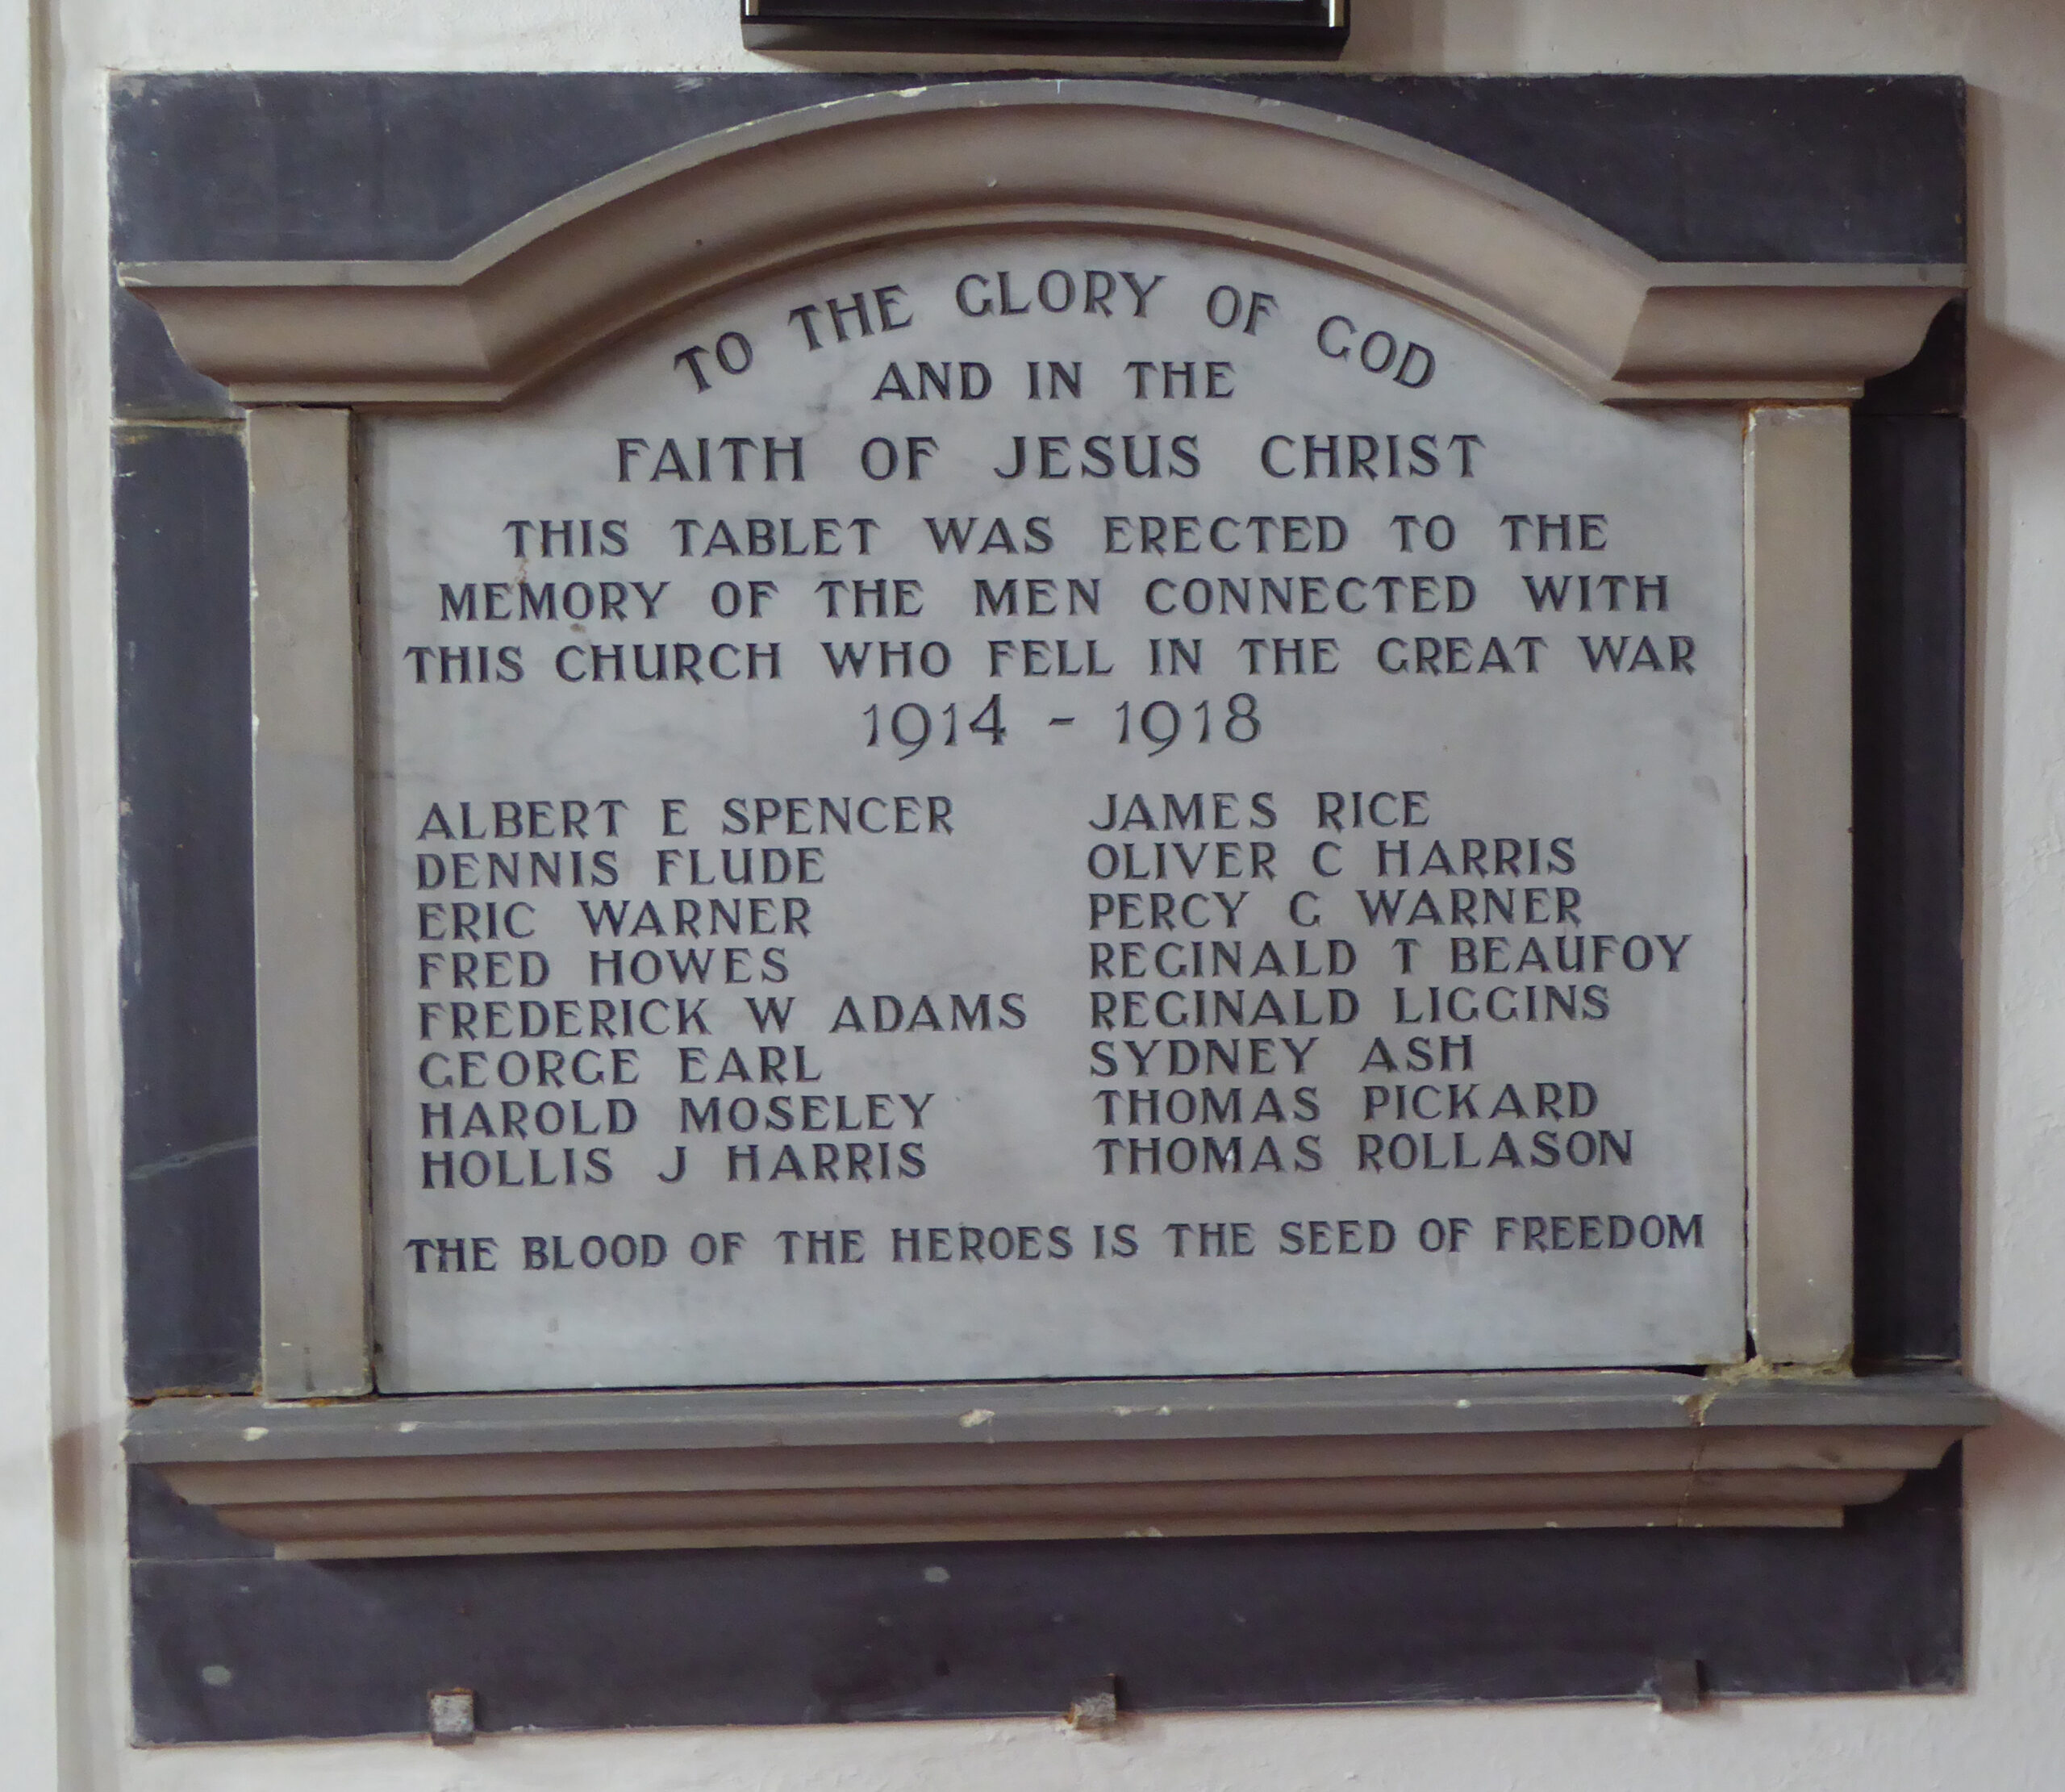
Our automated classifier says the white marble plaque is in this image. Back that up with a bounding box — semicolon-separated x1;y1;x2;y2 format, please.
365;232;1747;1392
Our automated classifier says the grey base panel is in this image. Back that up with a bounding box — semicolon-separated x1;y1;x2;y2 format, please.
129;1448;1974;1741
127;1369;1994;1558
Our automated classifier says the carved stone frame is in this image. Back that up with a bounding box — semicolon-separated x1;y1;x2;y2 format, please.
120;81;1992;1558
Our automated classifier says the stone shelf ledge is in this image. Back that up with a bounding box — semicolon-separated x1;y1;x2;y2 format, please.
126;1369;1996;1559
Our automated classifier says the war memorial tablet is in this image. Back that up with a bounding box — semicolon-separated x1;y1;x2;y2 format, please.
365;231;1746;1391
113;78;2003;1738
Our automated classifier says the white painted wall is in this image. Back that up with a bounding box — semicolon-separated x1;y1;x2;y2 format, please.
10;0;2064;1784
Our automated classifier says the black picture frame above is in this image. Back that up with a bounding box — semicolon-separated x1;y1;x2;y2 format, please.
740;0;1351;57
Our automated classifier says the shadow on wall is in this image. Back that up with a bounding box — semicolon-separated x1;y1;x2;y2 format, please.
1964;319;2065;451
1942;93;2065;1597
1963;1403;2065;1528
1959;312;2065;1571
1970;85;2065;366
1958;92;2065;1582
1346;0;1521;71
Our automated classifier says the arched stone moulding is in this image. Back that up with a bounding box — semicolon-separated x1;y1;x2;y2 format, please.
119;79;1962;406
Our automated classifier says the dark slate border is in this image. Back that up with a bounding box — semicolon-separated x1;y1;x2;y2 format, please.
112;73;1968;1737
104;73;1957;412
107;73;1967;415
116;423;261;1394
1853;306;1967;1367
109;72;1963;267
